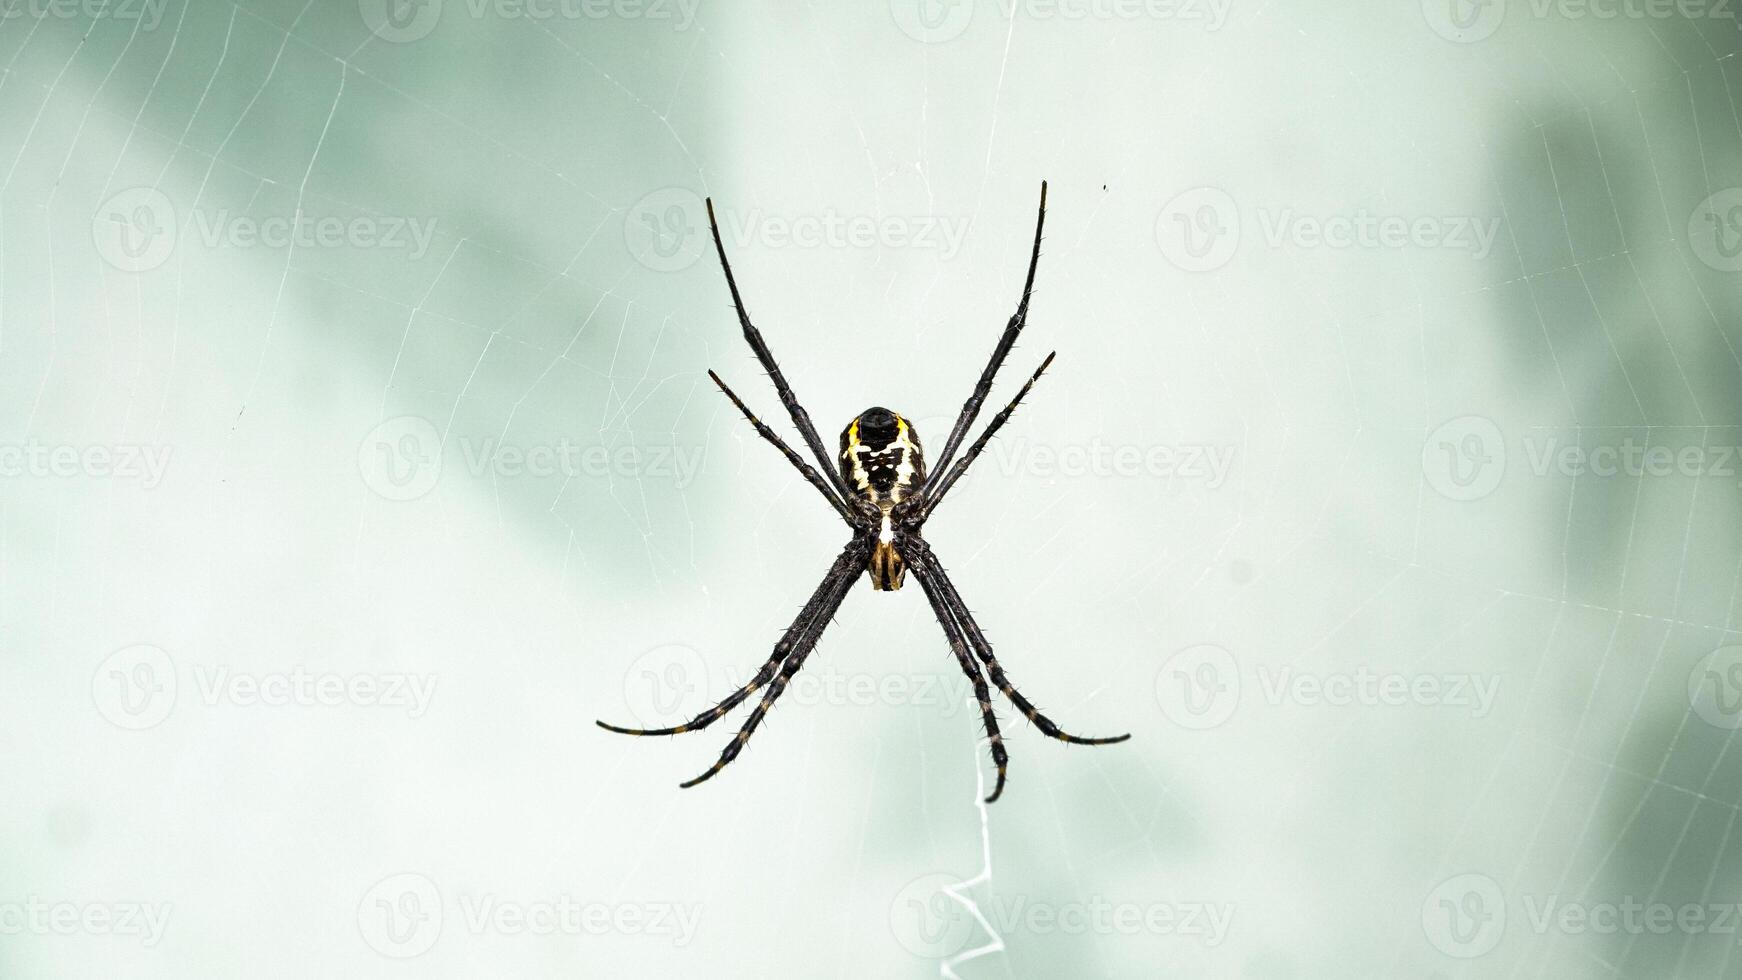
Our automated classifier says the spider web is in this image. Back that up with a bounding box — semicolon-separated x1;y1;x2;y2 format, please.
4;1;1742;978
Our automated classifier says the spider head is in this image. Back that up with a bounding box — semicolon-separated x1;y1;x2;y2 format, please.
838;407;927;514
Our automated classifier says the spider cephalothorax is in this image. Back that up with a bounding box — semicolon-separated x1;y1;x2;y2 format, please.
840;407;925;590
598;183;1129;803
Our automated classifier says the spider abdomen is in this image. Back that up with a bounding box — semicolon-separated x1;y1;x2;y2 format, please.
840;407;925;590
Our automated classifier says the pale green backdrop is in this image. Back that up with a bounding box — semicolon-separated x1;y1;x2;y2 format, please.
3;1;1742;977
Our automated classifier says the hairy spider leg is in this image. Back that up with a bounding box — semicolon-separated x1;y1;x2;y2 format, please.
596;541;868;737
912;558;1010;803
908;544;1131;747
706;199;859;507
678;538;870;789
917;352;1055;524
707;369;854;524
919;181;1048;502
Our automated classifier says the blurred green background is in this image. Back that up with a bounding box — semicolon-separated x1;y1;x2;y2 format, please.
4;0;1742;976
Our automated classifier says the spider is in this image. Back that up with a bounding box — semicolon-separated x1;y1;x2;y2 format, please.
598;183;1130;803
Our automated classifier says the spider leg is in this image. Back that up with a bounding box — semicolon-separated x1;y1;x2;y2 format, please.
910;559;1009;804
596;542;866;736
916;351;1055;523
909;544;1131;747
708;370;855;524
678;541;867;789
918;181;1048;501
705;198;859;505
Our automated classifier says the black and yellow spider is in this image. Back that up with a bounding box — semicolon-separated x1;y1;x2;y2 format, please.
598;183;1129;803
